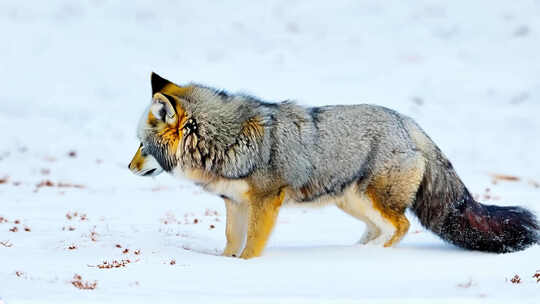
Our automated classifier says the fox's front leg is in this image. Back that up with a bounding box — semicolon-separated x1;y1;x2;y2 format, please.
223;198;248;257
239;190;285;259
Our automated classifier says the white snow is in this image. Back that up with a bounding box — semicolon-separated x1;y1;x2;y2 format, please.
1;0;539;303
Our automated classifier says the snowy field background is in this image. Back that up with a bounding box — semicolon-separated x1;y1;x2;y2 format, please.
1;0;539;303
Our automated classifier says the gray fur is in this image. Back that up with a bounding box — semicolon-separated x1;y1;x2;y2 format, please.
140;82;539;253
173;86;419;200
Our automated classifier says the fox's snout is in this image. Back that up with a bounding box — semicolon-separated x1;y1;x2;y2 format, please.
129;144;163;177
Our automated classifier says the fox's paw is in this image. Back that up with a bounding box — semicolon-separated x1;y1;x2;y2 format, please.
222;247;239;258
238;248;260;259
365;235;392;247
357;230;378;245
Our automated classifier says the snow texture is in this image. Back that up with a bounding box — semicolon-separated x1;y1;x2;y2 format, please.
0;1;539;303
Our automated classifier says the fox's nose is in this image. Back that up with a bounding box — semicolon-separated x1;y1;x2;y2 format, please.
128;162;132;170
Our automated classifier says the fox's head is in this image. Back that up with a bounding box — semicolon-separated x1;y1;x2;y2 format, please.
128;72;193;177
129;72;270;180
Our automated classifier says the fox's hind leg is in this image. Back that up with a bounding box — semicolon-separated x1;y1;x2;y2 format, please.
223;198;248;257
365;157;425;247
336;188;381;244
365;190;410;247
358;220;381;244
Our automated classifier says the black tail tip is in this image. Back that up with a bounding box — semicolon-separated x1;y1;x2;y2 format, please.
442;203;539;253
469;205;539;253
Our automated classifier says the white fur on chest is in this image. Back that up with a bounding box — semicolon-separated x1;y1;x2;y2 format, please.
173;167;249;202
203;179;249;202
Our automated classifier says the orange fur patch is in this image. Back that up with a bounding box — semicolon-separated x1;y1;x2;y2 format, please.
240;188;285;258
129;146;144;171
145;94;188;158
161;83;193;97
366;186;410;247
242;116;265;138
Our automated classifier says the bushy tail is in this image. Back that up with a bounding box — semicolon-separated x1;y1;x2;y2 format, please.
410;140;539;253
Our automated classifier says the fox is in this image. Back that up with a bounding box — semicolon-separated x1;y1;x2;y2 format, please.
129;72;539;259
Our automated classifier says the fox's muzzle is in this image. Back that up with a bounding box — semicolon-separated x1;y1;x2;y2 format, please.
129;144;164;177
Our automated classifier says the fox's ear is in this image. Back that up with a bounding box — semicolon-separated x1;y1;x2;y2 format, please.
150;93;177;125
151;72;188;97
151;72;172;95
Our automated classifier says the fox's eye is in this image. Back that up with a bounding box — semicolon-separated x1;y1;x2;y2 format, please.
139;143;150;156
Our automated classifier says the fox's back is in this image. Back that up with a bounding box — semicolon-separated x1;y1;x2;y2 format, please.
271;103;421;202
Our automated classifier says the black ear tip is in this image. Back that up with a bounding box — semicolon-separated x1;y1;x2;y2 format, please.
151;71;164;83
150;72;170;94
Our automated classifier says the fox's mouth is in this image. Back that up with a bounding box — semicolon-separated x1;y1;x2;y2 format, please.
134;167;163;177
142;168;156;176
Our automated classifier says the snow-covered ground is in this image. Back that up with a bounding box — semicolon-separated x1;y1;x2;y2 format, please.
1;1;539;303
